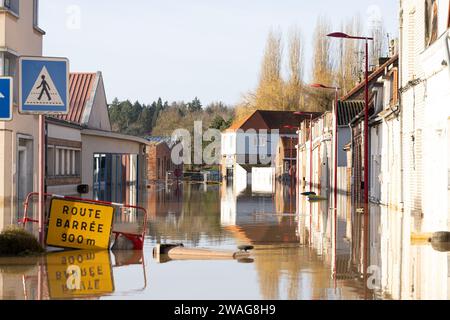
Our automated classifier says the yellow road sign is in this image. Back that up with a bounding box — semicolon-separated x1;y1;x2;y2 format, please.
46;250;114;299
46;198;114;250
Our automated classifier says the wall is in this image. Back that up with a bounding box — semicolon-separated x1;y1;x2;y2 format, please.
1;2;43;56
400;0;450;231
380;114;403;209
370;123;383;203
146;142;177;181
234;164;248;194
80;131;144;200
420;29;450;230
221;132;236;156
47;123;81;142
400;0;427;230
85;74;112;132
0;0;43;229
337;127;351;167
251;167;274;193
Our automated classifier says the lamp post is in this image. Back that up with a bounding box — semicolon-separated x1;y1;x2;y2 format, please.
327;32;373;210
327;31;374;289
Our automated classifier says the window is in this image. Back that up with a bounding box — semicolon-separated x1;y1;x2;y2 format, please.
48;146;81;177
47;146;55;176
3;0;19;15
448;2;450;29
389;68;398;105
0;53;13;76
4;56;10;76
425;0;438;47
258;135;267;147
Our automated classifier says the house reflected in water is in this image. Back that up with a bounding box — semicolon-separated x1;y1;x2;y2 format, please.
220;182;299;245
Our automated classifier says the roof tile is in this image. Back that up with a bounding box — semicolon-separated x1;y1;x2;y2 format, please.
54;73;97;125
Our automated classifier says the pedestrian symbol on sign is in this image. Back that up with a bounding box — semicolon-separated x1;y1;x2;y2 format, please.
37;75;51;101
25;66;64;106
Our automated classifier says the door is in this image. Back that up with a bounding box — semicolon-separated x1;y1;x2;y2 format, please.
17;137;34;223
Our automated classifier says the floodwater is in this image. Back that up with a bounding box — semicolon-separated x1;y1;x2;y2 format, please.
0;181;449;300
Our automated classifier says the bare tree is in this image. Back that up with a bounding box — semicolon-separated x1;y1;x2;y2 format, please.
309;16;336;112
285;26;304;111
254;29;285;110
337;14;365;95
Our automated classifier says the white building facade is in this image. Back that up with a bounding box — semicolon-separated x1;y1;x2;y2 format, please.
400;0;450;231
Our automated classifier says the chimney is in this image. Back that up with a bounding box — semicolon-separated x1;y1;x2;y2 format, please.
389;39;399;56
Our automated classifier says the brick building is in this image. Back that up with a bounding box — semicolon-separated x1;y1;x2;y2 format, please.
146;136;182;182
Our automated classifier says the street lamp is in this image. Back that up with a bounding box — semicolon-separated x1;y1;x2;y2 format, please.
310;83;340;280
328;31;374;289
327;32;373;208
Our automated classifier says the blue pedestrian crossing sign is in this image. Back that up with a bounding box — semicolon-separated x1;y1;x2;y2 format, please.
19;57;69;114
0;77;13;121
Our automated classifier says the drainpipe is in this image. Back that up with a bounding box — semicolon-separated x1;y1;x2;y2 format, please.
399;6;404;210
398;2;405;299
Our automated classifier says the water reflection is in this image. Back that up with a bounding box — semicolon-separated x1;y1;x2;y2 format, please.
1;181;450;299
297;179;450;300
220;183;299;245
0;250;146;300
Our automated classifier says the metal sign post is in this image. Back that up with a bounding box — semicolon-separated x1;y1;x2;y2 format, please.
19;56;69;246
38;115;45;244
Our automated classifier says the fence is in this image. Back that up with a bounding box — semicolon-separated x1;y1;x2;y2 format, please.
18;192;148;249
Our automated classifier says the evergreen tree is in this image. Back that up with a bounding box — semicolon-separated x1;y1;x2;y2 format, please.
210;115;226;130
188;97;202;112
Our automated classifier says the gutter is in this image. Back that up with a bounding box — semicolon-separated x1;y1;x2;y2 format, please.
446;30;450;79
81;128;151;145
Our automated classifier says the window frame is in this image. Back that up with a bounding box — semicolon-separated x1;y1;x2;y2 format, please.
2;0;19;16
48;145;82;178
425;0;439;48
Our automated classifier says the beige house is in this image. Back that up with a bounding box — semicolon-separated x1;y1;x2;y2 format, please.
0;1;149;232
0;0;44;230
46;72;149;206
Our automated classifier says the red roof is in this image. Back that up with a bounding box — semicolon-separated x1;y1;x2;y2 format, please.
341;54;398;101
227;110;310;134
55;73;97;124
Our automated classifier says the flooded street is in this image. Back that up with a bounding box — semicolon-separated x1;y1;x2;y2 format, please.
0;182;449;300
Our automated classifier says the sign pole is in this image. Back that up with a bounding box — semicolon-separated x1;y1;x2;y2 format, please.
38;114;45;245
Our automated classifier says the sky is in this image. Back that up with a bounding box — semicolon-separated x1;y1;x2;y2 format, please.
40;0;399;106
